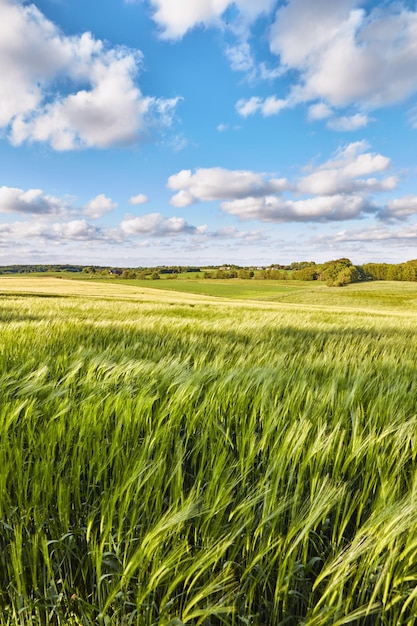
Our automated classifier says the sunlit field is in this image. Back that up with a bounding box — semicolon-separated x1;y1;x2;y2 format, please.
1;277;417;625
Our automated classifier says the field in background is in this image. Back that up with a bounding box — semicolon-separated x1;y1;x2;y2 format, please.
6;273;417;311
117;276;417;311
0;277;417;624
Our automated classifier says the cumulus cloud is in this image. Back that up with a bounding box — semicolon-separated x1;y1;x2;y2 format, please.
271;1;417;111
142;0;275;40
297;141;396;195
0;0;180;150
51;220;105;241
167;142;404;224
134;0;281;82
167;167;290;206
308;107;370;131
235;97;262;118
126;0;417;125
308;103;333;121
221;193;374;223
0;221;48;241
0;217;109;244
236;96;288;117
0;207;209;251
0;185;68;215
326;114;370;132
120;212;207;236
120;211;266;244
129;193;148;205
379;196;417;221
312;224;417;247
298;224;417;265
83;194;117;219
270;0;356;69
0;186;121;223
230;2;417;125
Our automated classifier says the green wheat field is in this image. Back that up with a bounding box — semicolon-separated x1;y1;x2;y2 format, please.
1;276;417;625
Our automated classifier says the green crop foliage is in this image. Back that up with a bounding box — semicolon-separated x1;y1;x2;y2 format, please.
0;278;416;624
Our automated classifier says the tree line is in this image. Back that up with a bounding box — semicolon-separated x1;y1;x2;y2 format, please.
0;260;417;286
202;259;417;286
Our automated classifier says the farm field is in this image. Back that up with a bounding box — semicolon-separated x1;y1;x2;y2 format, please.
117;277;417;311
17;272;417;311
0;277;417;625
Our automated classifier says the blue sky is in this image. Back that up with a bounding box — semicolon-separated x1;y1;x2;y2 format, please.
1;0;417;267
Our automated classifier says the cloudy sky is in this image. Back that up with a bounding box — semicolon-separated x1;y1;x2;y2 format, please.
1;0;417;266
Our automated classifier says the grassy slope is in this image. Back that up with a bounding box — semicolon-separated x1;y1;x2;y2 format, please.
44;274;417;312
136;277;417;309
0;277;417;624
6;273;417;310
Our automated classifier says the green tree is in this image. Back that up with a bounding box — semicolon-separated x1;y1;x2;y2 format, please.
293;267;318;281
238;269;254;279
320;258;363;287
121;269;137;279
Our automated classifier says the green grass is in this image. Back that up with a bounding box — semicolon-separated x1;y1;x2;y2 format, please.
116;277;307;300
96;276;417;313
20;271;417;311
0;277;417;624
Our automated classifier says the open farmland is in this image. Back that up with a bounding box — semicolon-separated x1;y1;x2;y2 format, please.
0;277;417;625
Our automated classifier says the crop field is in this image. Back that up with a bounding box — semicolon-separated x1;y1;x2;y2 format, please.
0;277;417;625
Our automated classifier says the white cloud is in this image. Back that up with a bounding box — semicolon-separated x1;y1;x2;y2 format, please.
51;220;104;241
153;97;183;128
269;0;357;69
0;0;180;150
308;103;333;121
147;0;229;40
0;185;68;215
379;195;417;221
312;224;417;247
0;186;121;225
409;105;417;129
120;212;207;236
137;0;279;82
165;131;188;153
83;194;117;219
0;217;109;244
262;96;288;117
236;96;288;117
167;142;404;224
308;105;370;131
0;205;210;251
210;226;268;243
144;0;275;40
258;63;284;81
225;42;255;74
0;220;48;241
221;193;373;223
226;2;417;124
236;97;262;118
326;113;370;132
268;1;417;114
168;167;290;206
169;190;197;208
129;193;148;205
297;141;396;195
